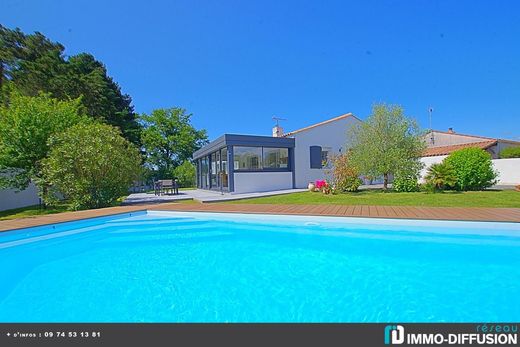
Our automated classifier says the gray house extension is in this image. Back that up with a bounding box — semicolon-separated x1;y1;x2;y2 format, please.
193;113;362;194
193;134;295;194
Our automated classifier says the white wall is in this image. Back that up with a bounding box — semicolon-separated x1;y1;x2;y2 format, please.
0;182;40;211
233;172;293;194
419;156;447;182
419;156;520;185
492;158;520;185
290;116;361;188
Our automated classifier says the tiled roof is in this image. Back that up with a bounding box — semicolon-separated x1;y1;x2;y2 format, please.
422;140;497;157
283;113;360;137
430;130;520;145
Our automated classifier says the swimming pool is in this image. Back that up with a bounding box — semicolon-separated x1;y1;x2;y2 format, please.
0;210;519;322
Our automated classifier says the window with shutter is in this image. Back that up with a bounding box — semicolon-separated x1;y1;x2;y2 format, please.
310;146;322;169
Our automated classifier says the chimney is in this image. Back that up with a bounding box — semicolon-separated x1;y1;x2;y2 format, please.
272;125;284;137
448;127;455;134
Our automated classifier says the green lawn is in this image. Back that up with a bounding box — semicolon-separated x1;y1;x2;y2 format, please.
233;190;520;208
0;203;71;221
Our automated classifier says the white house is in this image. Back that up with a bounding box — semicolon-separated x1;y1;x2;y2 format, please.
193;113;362;193
194;116;520;194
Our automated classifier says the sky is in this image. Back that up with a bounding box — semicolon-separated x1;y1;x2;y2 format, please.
1;0;520;140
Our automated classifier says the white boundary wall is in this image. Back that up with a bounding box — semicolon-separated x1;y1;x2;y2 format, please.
0;182;40;212
419;156;520;185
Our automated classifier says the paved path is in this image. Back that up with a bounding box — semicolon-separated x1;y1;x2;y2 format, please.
123;188;308;204
2;202;520;232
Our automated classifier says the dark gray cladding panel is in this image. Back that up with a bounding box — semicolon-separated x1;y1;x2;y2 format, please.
193;134;295;159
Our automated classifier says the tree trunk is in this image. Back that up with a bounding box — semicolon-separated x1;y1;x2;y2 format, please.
41;184;49;209
383;173;389;191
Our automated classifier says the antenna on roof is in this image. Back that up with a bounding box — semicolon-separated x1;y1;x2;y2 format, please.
272;116;287;127
272;116;287;137
428;106;434;145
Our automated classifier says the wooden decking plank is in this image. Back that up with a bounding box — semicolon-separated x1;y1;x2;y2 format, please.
1;202;520;232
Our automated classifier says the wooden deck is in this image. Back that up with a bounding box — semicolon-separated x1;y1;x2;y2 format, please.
1;202;520;232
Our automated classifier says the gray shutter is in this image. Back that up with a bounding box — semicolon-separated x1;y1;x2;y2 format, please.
309;146;322;169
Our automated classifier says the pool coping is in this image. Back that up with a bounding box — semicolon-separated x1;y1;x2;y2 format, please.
1;203;520;232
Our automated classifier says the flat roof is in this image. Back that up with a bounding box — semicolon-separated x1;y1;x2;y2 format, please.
193;134;295;159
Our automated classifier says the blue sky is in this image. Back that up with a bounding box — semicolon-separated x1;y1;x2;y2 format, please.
2;0;519;140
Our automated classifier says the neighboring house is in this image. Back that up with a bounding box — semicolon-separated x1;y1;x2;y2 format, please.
193;113;362;193
423;128;520;159
420;128;520;185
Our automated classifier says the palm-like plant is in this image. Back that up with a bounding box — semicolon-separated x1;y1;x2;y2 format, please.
425;162;457;191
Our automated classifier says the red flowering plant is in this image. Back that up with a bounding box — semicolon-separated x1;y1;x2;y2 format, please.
315;179;327;190
315;179;332;194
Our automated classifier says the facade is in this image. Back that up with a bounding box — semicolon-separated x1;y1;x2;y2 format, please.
193;134;295;194
283;113;362;188
193;114;361;193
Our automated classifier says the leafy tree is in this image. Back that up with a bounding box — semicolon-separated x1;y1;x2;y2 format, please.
140;108;208;178
0;25;141;144
1;25;63;90
424;162;457;192
348;103;425;190
444;148;497;191
172;160;196;188
43;123;142;210
58;53;141;144
0;93;87;203
499;146;520;159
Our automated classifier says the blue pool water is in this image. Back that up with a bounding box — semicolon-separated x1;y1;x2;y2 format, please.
0;211;519;322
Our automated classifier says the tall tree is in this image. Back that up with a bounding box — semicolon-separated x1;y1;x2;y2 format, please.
140;108;208;177
0;25;141;144
348;103;425;190
0;93;87;204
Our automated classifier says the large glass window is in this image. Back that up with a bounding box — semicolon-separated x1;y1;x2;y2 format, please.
201;157;209;188
221;147;228;188
210;152;218;187
234;146;262;170
263;147;289;169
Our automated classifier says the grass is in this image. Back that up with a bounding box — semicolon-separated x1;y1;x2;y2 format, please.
0;203;71;221
232;189;520;208
0;196;199;221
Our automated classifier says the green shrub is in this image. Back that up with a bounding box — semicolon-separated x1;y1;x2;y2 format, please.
172;161;196;188
328;154;362;192
43;123;142;210
499;146;520;159
424;162;457;192
444;148;497;191
393;174;420;192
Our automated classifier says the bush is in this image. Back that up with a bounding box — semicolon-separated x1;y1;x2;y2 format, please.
328;154;362;192
393;174;420;192
43;123;142;210
424;162;457;192
499;147;520;159
172;161;196;188
444;148;497;191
